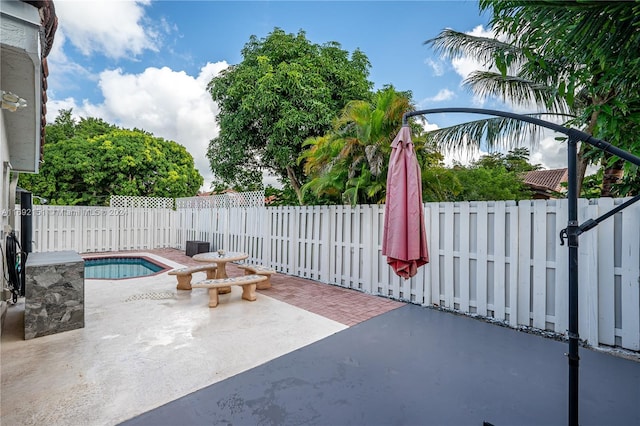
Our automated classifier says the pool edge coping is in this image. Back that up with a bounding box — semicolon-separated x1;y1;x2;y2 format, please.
82;254;173;280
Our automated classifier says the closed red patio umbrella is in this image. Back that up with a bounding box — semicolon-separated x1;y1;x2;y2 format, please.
382;125;429;279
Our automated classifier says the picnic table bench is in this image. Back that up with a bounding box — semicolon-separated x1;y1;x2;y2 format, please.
191;274;267;308
236;264;276;289
168;264;218;290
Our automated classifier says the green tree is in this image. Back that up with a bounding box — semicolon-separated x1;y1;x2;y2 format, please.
425;0;640;197
207;28;373;203
44;109;118;145
20;114;203;205
264;184;299;207
452;166;530;201
44;109;76;144
420;163;463;202
450;148;538;201
474;147;541;174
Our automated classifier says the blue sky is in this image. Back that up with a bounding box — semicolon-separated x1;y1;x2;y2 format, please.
47;0;567;190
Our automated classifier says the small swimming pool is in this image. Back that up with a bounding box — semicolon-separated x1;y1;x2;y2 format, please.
84;256;169;279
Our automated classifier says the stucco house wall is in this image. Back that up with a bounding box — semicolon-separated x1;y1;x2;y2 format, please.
1;0;57;328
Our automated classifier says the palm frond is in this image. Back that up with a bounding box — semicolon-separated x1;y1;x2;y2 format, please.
465;71;570;114
301;168;347;199
481;1;640;81
425;29;523;69
426;113;576;153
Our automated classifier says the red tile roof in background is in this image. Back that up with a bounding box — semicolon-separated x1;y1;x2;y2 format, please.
523;168;568;193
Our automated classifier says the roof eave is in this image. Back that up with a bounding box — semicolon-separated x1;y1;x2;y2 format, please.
1;2;42;172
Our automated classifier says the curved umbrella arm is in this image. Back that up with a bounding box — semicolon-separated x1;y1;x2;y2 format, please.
403;107;640;167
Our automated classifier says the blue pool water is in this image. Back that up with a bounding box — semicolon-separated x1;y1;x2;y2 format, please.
85;257;165;279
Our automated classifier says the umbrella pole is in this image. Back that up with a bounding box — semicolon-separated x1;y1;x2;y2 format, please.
566;137;579;426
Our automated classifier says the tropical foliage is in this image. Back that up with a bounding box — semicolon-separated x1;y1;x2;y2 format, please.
425;0;640;197
207;28;373;202
19;110;203;205
449;147;539;201
419;147;540;202
300;87;424;204
299;87;538;204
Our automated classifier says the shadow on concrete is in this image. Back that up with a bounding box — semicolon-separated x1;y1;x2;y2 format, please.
123;304;639;426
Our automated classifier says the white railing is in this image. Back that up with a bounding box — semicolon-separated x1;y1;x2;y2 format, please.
18;198;640;352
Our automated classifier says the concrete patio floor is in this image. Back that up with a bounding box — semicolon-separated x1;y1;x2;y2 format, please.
0;249;402;425
1;249;639;425
126;304;640;426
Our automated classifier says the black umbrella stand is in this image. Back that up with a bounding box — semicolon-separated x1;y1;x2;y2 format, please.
403;108;640;426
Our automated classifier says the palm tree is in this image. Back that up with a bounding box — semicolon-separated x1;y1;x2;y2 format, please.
300;87;413;204
484;0;640;198
424;0;640;197
299;133;349;203
425;27;590;185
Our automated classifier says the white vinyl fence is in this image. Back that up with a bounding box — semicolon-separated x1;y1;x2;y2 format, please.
29;206;176;253
18;197;640;352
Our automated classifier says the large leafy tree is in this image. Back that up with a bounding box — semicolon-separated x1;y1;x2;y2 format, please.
44;109;118;145
425;0;640;197
19;111;203;205
207;28;372;203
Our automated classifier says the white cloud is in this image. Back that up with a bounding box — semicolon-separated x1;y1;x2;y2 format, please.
47;26;68;64
48;62;230;192
425;89;455;103
262;171;282;189
422;120;439;133
46;0;163;104
417;88;456;107
471;94;486;107
420;25;500;110
53;0;158;59
424;58;444;76
420;119;486;166
451;25;497;80
47;97;81;115
46;31;99;98
529;129;595;173
451;56;480;81
530;134;568;170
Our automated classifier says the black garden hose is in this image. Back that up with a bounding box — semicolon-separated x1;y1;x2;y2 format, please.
5;232;22;303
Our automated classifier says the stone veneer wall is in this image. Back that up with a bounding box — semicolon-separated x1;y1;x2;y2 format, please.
24;250;84;339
